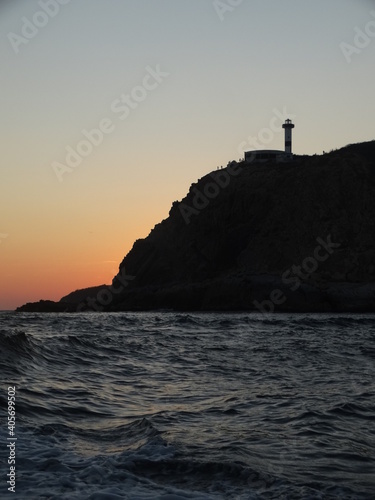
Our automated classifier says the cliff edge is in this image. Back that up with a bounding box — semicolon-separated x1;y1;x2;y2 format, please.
17;141;375;312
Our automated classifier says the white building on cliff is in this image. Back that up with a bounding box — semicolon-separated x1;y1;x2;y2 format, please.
244;119;295;163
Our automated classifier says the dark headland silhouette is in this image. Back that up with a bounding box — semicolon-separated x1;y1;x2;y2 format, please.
18;140;375;313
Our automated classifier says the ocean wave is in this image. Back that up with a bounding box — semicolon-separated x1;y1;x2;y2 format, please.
2;424;369;500
1;312;374;498
0;329;31;351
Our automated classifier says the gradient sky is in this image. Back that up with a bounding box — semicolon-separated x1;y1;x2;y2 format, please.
1;0;374;310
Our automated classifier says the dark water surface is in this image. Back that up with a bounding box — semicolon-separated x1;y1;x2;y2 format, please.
1;312;375;499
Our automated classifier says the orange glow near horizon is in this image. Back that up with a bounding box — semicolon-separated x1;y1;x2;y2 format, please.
0;237;126;310
0;202;173;310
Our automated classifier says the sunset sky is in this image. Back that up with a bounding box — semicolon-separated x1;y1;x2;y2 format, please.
1;0;374;310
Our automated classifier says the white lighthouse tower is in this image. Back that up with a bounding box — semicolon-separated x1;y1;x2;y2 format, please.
282;119;295;154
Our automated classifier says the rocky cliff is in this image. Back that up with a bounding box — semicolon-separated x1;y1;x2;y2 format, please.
17;141;375;312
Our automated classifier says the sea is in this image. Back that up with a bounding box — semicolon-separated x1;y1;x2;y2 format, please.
1;312;375;499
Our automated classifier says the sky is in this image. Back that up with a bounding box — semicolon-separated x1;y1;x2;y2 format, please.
0;0;374;310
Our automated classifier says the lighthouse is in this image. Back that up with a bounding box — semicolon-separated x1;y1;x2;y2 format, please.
244;116;296;164
282;119;295;154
